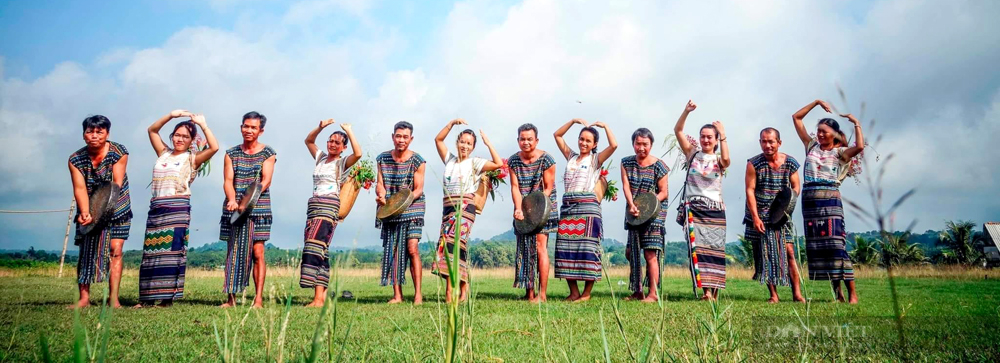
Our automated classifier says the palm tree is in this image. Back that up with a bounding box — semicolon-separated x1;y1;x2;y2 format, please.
879;232;927;267
936;220;985;266
849;235;881;266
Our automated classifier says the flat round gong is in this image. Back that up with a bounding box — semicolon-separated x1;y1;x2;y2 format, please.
377;188;414;220
230;181;263;225
78;182;121;235
626;192;660;226
767;186;797;227
514;190;551;235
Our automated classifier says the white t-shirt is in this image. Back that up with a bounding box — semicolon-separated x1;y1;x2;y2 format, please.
151;150;196;197
443;153;486;195
313;151;348;197
684;151;724;203
563;152;600;193
803;139;848;186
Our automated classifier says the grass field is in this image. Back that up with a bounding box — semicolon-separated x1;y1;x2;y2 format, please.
1;266;999;361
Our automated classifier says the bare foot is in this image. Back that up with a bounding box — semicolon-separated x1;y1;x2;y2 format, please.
219;301;236;308
158;300;173;308
700;294;712;301
387;297;403;304
848;296;858;304
640;295;659;303
68;299;90;309
529;296;541;304
459;294;468;303
623;292;643;301
792;295;806;303
573;295;591;303
132;303;145;309
305;300;325;308
564;294;580;302
767;297;780;304
413;295;423;305
538;294;547;302
251;299;264;309
109;300;122;309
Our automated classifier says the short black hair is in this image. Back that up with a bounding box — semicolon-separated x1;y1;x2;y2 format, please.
631;128;654;144
759;127;781;141
517;123;538;139
580;126;600;144
330;131;349;146
394;121;413;134
82;115;111;132
242;111;267;128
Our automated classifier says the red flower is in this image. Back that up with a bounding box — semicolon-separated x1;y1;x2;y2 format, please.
363;181;373;190
600;169;609;177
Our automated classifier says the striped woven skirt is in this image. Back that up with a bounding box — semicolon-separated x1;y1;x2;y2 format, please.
221;212;271;294
683;198;727;289
625;208;665;294
554;192;603;281
139;196;190;301
802;188;854;281
380;220;423;286
512;195;558;290
75;209;131;285
299;196;340;289
432;194;477;282
746;222;793;286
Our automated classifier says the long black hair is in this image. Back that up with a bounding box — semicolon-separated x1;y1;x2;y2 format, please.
817;118;846;146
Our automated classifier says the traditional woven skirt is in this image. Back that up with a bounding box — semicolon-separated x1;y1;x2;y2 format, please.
75;211;131;285
625;210;665;294
683;198;727;289
220;210;271;294
299;196;340;289
432;194;477;282
513;199;558;290
554;192;603;281
138;196;190;301
746;222;793;286
380;221;423;286
802;187;854;281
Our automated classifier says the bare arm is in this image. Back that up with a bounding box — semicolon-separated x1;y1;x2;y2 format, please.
223;155;237;211
790;167;801;195
592;121;618;165
674;100;697;156
479;130;503;172
375;161;386;206
190;114;219;169
260;155;276;192
305;119;334;159
745;161;764;233
542;164;556;197
655;172;669;203
621;163;638;217
553;118;585;160
714;121;731;169
148;109;191;156
436;119;466;163
839;113;865;160
69;162;92;225
112;154;127;189
510;167;523;219
412;162;426;200
342;123;362;168
792;99;832;147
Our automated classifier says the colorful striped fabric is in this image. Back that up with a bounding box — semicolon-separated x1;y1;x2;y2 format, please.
374;151;427;227
223;219;255;293
554;192;603;281
433;194;477;282
69;141;133;285
802;188;854;281
621;155;668;294
683;198;727;289
744;153;799;286
508;152;558;290
300;196;340;288
379;222;421;286
218;145;276;242
803;140;848;186
138;196;190;301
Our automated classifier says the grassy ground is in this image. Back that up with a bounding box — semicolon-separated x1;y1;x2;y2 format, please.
1;266;999;361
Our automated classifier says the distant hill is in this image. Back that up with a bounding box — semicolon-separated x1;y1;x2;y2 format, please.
480;228;624;246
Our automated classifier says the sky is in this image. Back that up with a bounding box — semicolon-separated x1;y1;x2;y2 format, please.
1;0;998;252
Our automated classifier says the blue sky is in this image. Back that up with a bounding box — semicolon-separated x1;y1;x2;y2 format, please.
1;0;998;252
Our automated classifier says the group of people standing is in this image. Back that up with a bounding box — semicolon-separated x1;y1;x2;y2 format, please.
66;98;863;309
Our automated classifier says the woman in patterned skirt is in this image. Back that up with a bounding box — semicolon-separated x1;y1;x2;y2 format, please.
792;99;865;304
553;118;617;302
68;115;133;308
136;110;219;308
621;128;670;303
299;118;361;307
673;100;730;301
431;118;504;302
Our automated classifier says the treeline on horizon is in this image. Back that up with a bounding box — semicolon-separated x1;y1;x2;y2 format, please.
3;223;993;270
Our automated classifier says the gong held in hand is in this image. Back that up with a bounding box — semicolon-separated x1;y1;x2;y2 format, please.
230;181;263;225
514;190;551;235
767;185;797;228
77;182;121;235
626;192;660;227
377;188;415;220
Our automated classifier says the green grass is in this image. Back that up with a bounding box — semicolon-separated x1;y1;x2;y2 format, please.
1;268;999;361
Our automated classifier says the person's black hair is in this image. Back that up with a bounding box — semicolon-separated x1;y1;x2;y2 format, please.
579;126;600;145
242;111;267;128
330;131;349;146
700;124;720;152
817;118;847;146
759;127;781;141
393;121;413;134
631;128;654;144
172;121;198;140
517;123;538;139
82;115;111;132
457;129;477;147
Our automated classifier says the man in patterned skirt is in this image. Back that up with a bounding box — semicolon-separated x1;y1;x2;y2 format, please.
508;123;557;303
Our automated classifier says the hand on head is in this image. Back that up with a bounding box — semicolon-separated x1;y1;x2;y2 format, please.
170;109;192;118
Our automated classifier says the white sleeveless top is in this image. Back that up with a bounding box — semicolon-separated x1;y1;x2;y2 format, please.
563;152;601;193
151;150;196;197
684;151;724;204
313;151;348;197
443;153;486;195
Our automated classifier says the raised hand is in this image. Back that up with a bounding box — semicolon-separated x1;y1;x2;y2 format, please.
817;100;833;113
190;114;207;126
451;118;468;126
319;119;335;128
712;120;726;138
685;100;697;113
170;109;192;118
480;129;492;145
571;118;588;127
340;123;353;132
840;113;860;126
591;121;607;129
